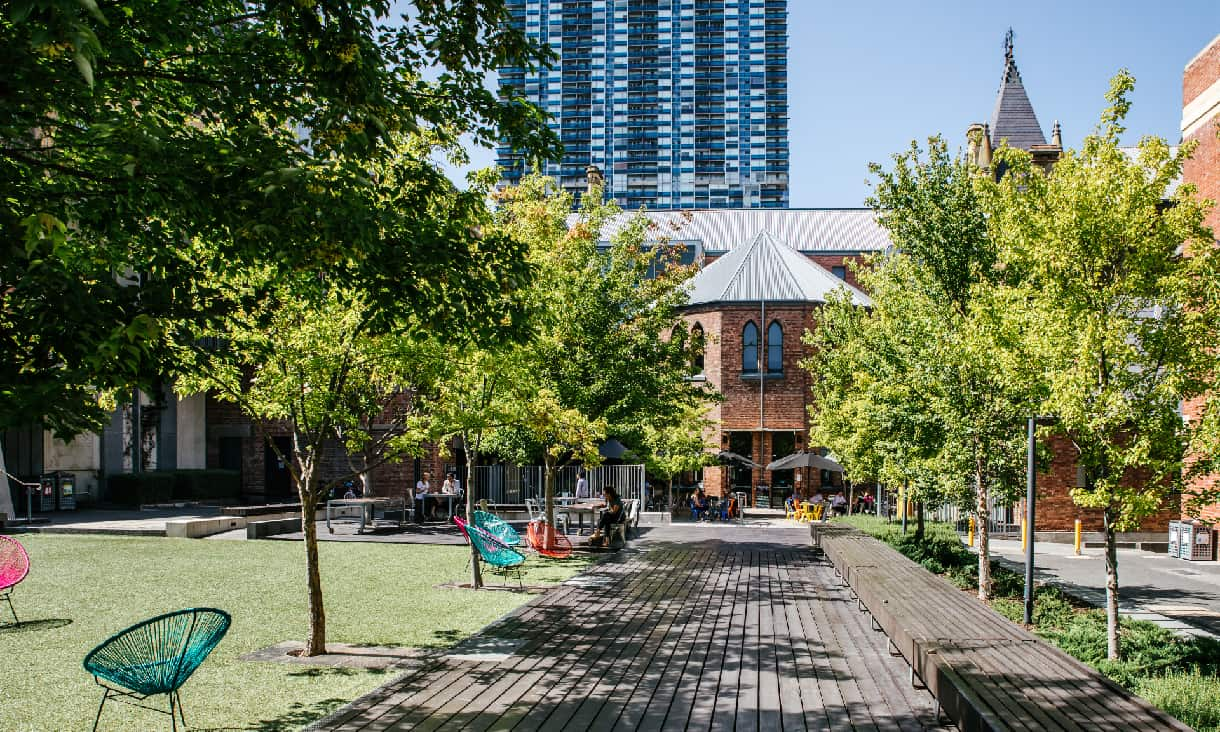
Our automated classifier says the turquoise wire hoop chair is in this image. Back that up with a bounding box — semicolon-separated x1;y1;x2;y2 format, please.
453;516;526;587
473;510;523;547
83;607;231;732
0;535;30;624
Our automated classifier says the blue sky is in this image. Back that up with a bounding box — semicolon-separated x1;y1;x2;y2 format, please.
421;2;1220;208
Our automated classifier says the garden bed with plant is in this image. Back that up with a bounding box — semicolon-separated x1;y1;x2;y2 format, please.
834;515;1220;732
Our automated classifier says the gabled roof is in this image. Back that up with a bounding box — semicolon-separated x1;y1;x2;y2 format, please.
686;231;872;307
575;208;891;253
990;32;1047;151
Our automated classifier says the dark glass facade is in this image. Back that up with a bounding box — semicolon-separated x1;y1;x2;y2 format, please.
498;0;789;209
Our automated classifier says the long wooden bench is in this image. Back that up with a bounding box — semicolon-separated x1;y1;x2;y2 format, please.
812;524;1192;732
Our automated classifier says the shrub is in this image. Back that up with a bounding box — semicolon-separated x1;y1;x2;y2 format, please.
1135;670;1220;732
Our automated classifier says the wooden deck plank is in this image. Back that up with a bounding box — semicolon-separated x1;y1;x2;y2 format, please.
310;528;943;732
774;549;832;732
505;549;686;732
525;548;694;731
645;548;738;731
735;549;763;732
765;550;807;732
400;552;654;732
563;547;710;731
703;547;750;729
599;548;718;732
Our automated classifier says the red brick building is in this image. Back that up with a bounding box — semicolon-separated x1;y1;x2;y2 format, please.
594;210;888;506
1181;34;1220;523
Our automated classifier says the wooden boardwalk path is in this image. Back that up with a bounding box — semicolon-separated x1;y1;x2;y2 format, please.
310;526;944;731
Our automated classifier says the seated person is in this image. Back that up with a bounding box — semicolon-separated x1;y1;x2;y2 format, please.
587;486;624;547
831;491;848;516
690;488;709;521
720;496;737;520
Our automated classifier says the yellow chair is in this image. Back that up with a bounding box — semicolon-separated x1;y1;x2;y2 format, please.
785;500;800;520
806;502;825;522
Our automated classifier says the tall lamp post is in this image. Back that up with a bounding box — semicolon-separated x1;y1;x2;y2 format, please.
1025;415;1057;625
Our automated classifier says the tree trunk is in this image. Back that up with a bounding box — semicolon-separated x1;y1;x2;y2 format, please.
358;463;372;496
461;434;484;590
544;458;555;527
976;466;992;601
1104;508;1121;661
299;461;327;656
915;501;925;542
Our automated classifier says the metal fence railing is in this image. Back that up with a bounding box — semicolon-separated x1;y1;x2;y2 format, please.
469;464;646;505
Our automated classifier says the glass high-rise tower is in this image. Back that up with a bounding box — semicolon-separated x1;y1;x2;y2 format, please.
497;0;789;209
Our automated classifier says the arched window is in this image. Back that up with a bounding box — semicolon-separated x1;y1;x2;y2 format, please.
742;321;759;373
691;323;705;375
767;321;783;374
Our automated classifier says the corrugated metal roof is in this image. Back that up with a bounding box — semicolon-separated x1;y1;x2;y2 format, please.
990;45;1047;151
574;208;891;253
686;231;872;307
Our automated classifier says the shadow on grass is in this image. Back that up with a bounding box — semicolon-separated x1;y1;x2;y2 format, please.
423;628;464;648
0;618;72;634
247;698;351;732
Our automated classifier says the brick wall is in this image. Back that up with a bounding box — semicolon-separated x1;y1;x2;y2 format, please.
687;303;818;497
808;254;870;291
205;392;458;502
1036;435;1181;532
1182;35;1220;523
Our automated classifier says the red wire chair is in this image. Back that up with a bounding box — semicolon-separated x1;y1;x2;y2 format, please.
527;520;573;559
0;535;30;624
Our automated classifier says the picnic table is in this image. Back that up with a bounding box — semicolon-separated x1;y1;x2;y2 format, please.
561;500;606;535
326;497;406;534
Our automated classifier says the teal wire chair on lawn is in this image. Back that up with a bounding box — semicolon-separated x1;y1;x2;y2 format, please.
83;608;231;732
0;535;30;624
473;510;523;547
454;516;526;587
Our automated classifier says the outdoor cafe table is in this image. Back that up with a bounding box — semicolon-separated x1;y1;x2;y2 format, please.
561;500;606;535
325;497;406;534
416;493;459;522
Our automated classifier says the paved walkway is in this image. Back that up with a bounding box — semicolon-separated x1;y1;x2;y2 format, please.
5;506;221;535
985;538;1220;639
309;525;944;732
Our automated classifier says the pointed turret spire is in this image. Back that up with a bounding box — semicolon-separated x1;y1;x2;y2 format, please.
989;29;1047;150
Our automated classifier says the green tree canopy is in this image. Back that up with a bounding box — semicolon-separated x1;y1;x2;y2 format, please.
981;71;1220;660
1;0;558;437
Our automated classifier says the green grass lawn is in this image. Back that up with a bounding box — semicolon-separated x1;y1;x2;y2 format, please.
0;534;592;731
834;514;1220;732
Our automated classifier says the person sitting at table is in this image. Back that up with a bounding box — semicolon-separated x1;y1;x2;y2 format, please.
586;486;624;548
415;472;433;521
831;491;848;517
690;488;709;521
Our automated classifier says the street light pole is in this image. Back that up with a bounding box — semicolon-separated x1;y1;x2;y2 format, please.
1025;415;1056;626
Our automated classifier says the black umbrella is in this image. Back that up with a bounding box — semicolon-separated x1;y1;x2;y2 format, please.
765;451;844;473
716;450;762;469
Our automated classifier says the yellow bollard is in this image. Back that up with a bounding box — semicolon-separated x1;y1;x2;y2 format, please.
1074;519;1082;555
968;517;975;547
1020;517;1027;552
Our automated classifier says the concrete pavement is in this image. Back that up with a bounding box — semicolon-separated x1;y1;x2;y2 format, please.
983;537;1220;639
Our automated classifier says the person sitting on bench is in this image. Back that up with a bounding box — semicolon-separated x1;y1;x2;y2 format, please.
587;486;624;548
